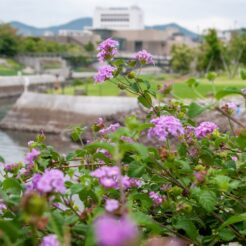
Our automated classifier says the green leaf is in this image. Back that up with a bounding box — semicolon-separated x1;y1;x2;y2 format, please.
220;213;246;229
128;161;146;177
174;216;199;240
138;92;152;109
71;126;86;142
0;220;20;243
198;190;217;212
132;211;162;233
128;60;137;67
130;82;140;93
219;228;235;241
129;193;152;211
236;135;246;150
187;102;206;118
143;80;151;90
216;87;243;100
84;142;114;155
186;78;199;88
0;155;5;163
2;178;22;194
213;175;231;191
49;211;64;241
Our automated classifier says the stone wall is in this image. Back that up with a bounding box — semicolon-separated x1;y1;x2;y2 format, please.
0;92;138;133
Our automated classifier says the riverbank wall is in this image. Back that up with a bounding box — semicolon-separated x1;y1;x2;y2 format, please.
0;92;138;133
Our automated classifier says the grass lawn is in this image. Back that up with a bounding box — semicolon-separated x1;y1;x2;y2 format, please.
50;73;246;99
0;59;23;76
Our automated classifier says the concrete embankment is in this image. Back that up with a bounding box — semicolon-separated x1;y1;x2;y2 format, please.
0;92;138;133
0;74;65;98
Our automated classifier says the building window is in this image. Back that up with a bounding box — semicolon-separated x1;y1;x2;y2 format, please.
134;41;143;52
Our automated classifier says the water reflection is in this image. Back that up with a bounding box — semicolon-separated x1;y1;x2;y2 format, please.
0;130;77;163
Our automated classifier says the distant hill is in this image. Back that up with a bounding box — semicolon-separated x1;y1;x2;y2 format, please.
9;17;93;36
146;23;199;40
9;18;199;40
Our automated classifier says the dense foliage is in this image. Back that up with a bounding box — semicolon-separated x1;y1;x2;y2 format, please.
0;24;83;57
0;38;246;246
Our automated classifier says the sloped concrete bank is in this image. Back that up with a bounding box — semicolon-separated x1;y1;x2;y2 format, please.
0;92;138;133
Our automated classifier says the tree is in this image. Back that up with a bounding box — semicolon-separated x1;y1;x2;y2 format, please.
170;44;193;74
197;29;224;72
84;41;95;53
219;29;246;78
0;24;20;57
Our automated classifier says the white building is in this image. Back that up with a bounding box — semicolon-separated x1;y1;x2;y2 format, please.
58;29;89;37
93;6;144;30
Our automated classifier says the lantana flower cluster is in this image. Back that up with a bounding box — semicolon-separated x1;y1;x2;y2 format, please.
148;116;184;141
40;234;60;246
134;49;154;65
194;121;218;138
94;215;138;246
97;38;119;62
27;169;66;194
91;166;142;189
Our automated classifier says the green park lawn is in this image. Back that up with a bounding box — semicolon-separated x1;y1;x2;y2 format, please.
50;73;246;99
0;59;23;76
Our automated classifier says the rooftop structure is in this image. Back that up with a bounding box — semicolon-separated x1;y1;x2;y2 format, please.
93;6;144;30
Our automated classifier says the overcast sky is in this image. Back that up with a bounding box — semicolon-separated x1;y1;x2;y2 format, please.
0;0;245;32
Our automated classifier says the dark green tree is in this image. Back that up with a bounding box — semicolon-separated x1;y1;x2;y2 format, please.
197;29;224;72
170;44;193;74
84;41;95;53
0;24;19;57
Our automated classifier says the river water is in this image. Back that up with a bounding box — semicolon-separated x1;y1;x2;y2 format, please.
0;97;77;163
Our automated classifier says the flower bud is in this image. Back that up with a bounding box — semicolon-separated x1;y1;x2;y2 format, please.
21;192;47;217
127;71;136;79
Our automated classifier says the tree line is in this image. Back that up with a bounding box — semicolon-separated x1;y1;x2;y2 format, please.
0;23;94;57
171;29;246;78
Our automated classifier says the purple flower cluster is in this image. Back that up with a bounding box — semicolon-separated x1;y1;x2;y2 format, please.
148;116;184;141
28;169;65;194
94;65;116;83
195;121;218;138
97;38;119;62
40;234;60;246
25;148;40;166
94;215;138;246
149;191;163;206
134;49;154;65
99;123;120;135
91;166;141;189
3;162;21;172
105;199;119;212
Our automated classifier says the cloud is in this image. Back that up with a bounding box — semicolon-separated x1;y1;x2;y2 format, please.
0;0;245;31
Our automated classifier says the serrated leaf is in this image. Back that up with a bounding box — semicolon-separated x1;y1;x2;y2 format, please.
174;216;199;240
138;92;152;109
199;190;217;212
187;102;206;118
